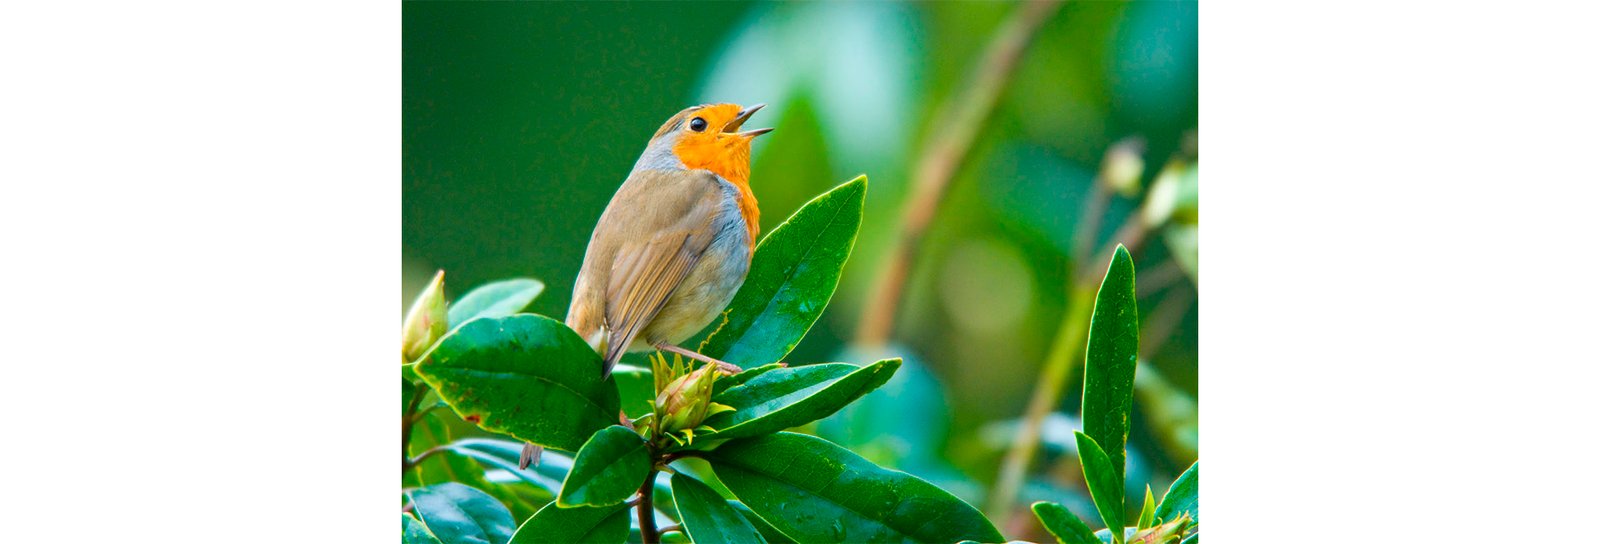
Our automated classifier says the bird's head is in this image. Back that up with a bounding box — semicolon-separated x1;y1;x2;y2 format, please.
646;103;772;185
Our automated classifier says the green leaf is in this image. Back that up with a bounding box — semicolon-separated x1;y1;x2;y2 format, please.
1154;461;1198;526
404;512;443;544
697;359;899;442
451;437;682;524
710;362;784;395
558;425;651;507
416;314;621;452
706;432;1001;543
406;403;540;522
408;412;487;488
510;502;630;544
1081;245;1139;483
699;176;866;367
446;440;570;496
1031;501;1099;544
730;501;797;544
1095;527;1137;544
671;472;768;544
448;278;545;328
610;364;655;419
406;482;516;544
1075;432;1125;544
1137;485;1155;530
817;350;947;469
405;378;421;412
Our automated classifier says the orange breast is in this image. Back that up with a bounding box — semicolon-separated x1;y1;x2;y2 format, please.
673;138;760;250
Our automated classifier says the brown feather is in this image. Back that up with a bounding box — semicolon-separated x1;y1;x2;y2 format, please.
567;168;726;377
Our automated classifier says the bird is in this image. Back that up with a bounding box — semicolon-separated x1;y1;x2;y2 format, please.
566;103;772;378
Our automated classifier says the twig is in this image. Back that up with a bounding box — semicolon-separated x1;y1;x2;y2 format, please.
986;280;1096;519
403;445;450;471
854;0;1066;346
401;383;429;469
1138;285;1193;360
637;468;660;544
1134;261;1184;300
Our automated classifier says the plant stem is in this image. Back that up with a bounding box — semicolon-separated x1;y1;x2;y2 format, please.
854;0;1064;347
403;445;449;471
401;382;429;469
637;468;660;544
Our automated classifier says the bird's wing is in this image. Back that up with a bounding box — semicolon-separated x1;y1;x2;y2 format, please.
598;169;725;375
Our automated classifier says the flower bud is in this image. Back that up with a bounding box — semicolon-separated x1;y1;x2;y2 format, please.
401;270;448;363
1127;514;1191;543
1140;161;1197;228
655;363;719;434
1101;137;1147;197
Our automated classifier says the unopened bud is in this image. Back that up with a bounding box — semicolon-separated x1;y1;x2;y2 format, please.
1141;161;1198;228
1102;137;1147;197
401;270;448;363
655;364;722;434
1128;514;1191;543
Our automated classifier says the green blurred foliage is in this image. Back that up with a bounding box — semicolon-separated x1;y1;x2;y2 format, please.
405;1;1196;535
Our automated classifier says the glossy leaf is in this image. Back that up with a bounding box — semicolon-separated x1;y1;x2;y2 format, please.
710;362;784;395
407;410;540;522
416;314;621;452
1096;528;1138;544
706;432;1002;543
448;278;545;328
817;349;947;469
1137;486;1155;529
1032;501;1099;544
731;501;796;544
405;378;419;412
1154;461;1198;525
406;482;516;544
404;512;444;544
699;176;866;367
451;437;683;524
1081;245;1139;482
558;426;651;507
697;359;899;442
407;412;489;489
510;502;630;544
1075;432;1125;544
447;438;572;496
671;472;767;544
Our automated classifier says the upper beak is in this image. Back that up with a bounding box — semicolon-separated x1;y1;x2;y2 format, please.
725;103;774;138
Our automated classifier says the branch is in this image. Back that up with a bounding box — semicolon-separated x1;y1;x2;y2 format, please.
400;382;430;470
403;445;449;471
854;0;1066;346
987;182;1163;519
637;468;660;544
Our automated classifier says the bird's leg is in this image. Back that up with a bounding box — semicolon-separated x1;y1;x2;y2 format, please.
653;343;743;375
518;442;543;470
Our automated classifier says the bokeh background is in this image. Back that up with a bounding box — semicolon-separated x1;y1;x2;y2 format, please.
404;1;1195;538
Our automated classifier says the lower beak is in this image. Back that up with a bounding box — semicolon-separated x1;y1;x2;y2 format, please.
725;103;774;138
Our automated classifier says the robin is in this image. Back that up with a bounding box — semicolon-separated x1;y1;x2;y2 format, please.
566;103;772;378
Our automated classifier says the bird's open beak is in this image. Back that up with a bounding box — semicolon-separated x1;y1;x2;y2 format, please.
725;103;774;138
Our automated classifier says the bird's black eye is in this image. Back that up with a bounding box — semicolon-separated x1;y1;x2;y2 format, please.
688;117;708;132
